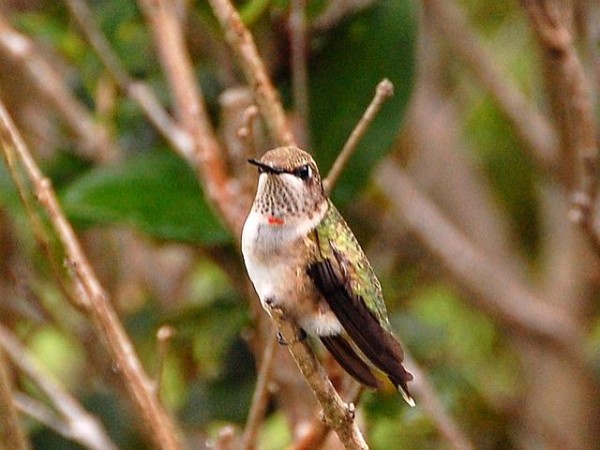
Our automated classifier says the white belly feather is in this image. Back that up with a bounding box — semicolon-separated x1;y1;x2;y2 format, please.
241;206;342;336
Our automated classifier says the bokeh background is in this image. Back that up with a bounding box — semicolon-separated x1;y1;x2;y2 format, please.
0;0;599;449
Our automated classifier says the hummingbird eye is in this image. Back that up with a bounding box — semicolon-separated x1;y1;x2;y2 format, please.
293;164;312;180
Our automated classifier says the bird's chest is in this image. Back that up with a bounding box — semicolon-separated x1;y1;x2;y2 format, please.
242;211;311;303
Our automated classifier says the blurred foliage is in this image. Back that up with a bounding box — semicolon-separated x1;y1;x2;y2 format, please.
60;150;230;244
308;0;416;204
0;0;577;449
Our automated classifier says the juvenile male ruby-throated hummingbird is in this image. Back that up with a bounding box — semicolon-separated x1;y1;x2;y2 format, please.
241;146;414;405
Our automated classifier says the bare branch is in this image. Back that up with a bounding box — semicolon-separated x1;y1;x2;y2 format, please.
324;79;394;193
240;328;277;450
422;0;558;172
0;326;116;450
520;0;600;254
0;13;119;163
156;325;175;399
375;162;584;358
0;348;30;450
138;0;248;235
287;383;363;450
404;353;475;450
14;394;73;444
0;101;184;450
63;0;195;162
268;306;369;450
208;0;296;147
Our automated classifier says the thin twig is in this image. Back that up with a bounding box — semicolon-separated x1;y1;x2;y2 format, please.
208;0;295;147
0;326;117;450
156;325;175;399
14;394;73;444
0;101;184;450
138;0;247;235
0;348;30;450
324;79;394;193
240;328;277;450
63;0;195;162
289;0;310;147
404;353;475;450
422;0;558;173
268;306;369;450
0;13;119;163
375;161;585;359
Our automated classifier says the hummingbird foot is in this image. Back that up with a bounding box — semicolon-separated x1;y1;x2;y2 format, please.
345;402;356;420
276;328;307;346
318;403;355;425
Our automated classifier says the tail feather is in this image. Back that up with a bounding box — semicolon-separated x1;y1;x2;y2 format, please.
320;335;383;390
308;259;415;406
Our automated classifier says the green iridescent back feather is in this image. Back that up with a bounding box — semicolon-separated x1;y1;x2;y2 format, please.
314;200;392;331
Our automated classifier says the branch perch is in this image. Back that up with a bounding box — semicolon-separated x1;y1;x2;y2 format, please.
268;306;369;450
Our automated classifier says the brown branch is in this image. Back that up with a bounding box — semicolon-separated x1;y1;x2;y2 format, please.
375;161;584;358
0;347;30;450
422;0;558;173
240;328;277;450
404;353;475;450
14;394;76;445
138;0;247;235
0;326;116;450
268;306;369;450
287;383;363;450
0;101;184;450
63;0;195;162
324;79;394;193
208;0;296;147
520;0;600;255
0;13;119;163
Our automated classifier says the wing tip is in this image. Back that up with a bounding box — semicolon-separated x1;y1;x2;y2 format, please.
399;386;416;407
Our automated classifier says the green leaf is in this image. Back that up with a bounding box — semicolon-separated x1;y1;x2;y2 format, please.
0;157;20;211
61;151;231;244
308;0;417;203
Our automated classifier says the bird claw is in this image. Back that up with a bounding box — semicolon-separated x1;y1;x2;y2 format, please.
345;402;356;420
276;328;307;346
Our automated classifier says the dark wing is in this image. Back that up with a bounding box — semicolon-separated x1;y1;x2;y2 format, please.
320;335;383;390
307;258;414;404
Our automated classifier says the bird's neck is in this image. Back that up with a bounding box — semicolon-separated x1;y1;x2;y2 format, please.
243;199;328;256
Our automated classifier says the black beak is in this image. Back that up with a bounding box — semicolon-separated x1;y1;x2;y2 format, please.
247;159;285;174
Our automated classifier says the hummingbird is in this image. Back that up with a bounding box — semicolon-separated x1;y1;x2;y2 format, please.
241;146;414;406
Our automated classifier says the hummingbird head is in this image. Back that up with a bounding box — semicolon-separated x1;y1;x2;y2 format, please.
248;146;327;223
